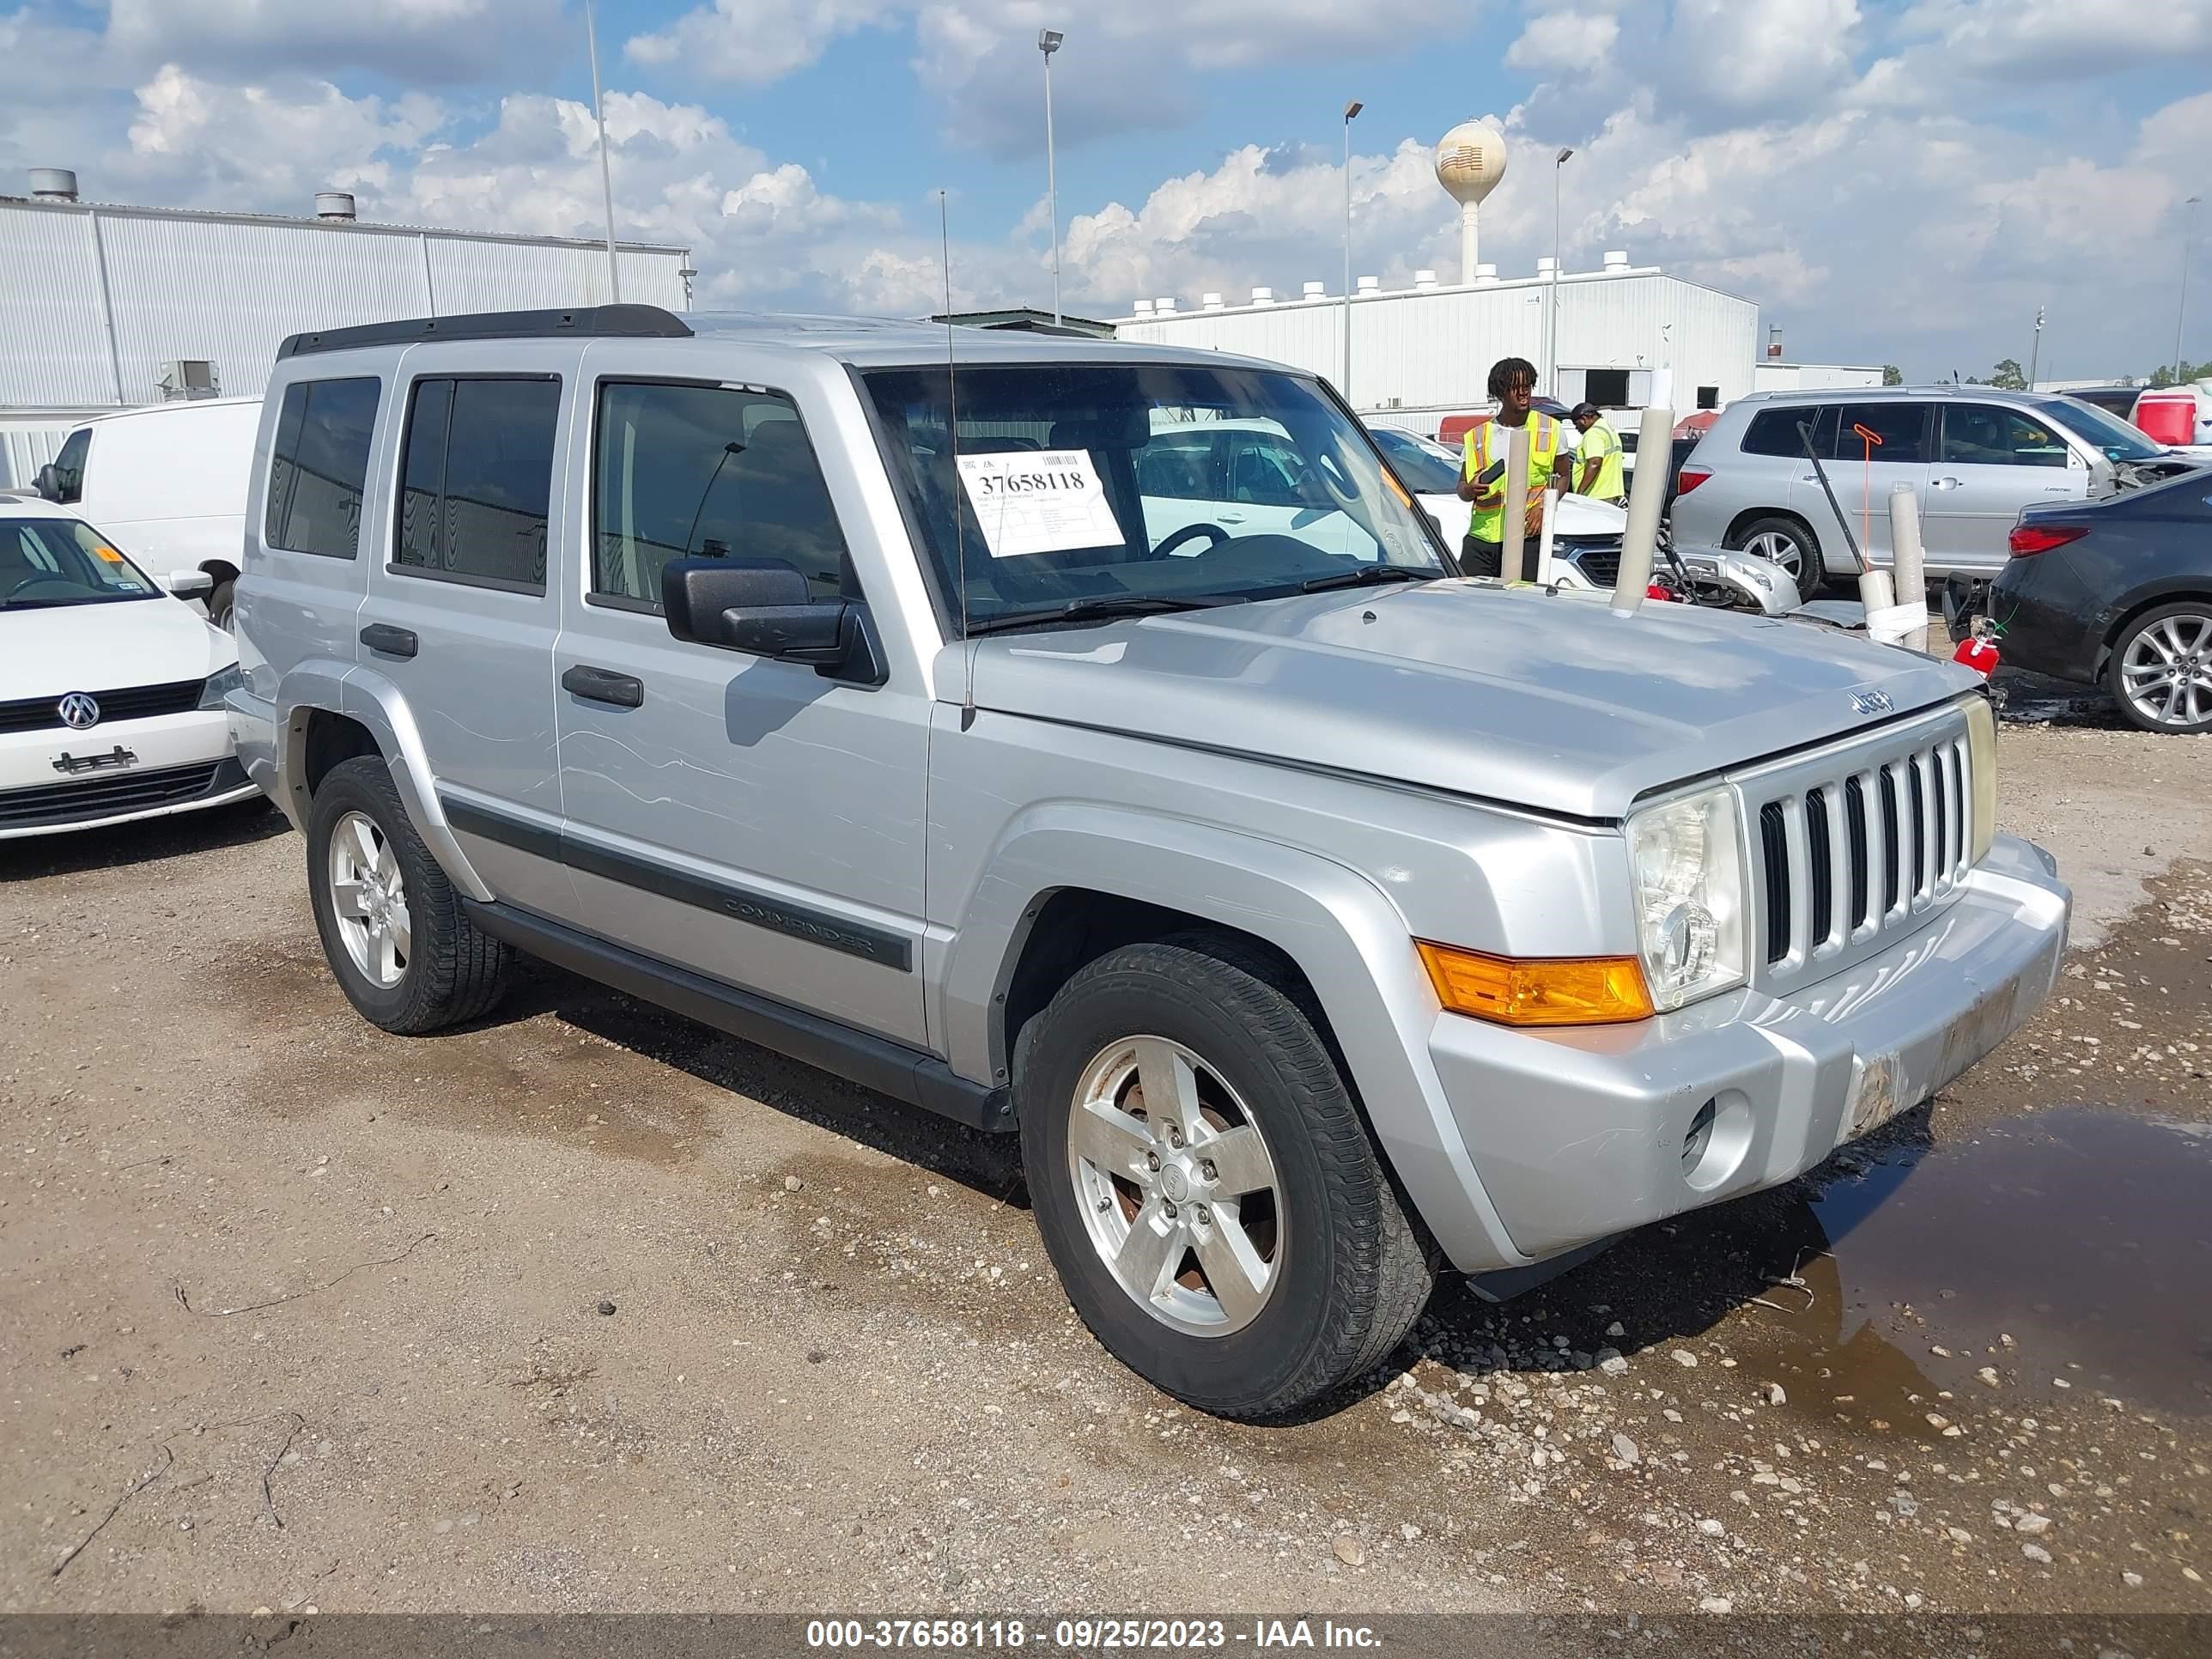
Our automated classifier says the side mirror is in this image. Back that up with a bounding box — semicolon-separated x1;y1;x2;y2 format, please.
168;569;215;598
662;556;848;665
33;463;60;502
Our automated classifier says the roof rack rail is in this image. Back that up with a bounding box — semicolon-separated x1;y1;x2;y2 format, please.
278;304;694;358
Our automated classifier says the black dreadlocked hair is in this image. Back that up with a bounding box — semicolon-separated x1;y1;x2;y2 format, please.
1487;357;1538;401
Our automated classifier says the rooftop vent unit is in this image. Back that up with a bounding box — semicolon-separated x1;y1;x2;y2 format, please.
157;360;219;402
29;167;79;203
1250;287;1274;306
1153;296;1178;314
1201;292;1224;311
1357;276;1380;294
1602;249;1630;270
1301;281;1327;299
1413;269;1438;289
1474;263;1499;284
314;191;357;222
1132;299;1156;316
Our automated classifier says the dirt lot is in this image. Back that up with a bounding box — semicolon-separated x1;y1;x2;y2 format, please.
2;714;2208;1623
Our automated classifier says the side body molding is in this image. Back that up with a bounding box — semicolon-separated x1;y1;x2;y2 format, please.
933;803;1528;1273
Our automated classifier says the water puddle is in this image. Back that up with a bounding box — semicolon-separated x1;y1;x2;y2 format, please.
1765;1109;2212;1425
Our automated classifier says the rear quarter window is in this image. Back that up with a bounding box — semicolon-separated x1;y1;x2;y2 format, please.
264;378;381;558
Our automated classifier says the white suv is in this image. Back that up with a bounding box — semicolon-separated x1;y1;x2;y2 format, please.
1670;386;2180;586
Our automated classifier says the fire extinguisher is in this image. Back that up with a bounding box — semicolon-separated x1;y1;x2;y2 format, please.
1952;617;2000;677
1645;581;1674;603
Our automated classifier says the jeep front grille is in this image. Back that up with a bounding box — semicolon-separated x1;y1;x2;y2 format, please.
1748;718;1973;981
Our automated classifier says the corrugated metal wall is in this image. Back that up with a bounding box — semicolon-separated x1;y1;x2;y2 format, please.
0;200;690;412
1116;272;1759;413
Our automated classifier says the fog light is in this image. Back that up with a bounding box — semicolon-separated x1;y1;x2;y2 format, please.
1681;1097;1717;1174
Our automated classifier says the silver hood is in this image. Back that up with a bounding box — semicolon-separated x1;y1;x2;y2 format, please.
965;580;1978;821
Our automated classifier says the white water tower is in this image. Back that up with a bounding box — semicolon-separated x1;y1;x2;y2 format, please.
1435;119;1508;284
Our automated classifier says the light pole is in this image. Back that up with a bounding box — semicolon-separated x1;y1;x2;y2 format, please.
2179;195;2203;384
584;0;621;303
1550;147;1573;396
2028;305;2045;389
1039;29;1064;326
1342;99;1362;402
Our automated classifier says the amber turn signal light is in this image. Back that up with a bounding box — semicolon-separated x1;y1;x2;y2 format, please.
1416;941;1656;1027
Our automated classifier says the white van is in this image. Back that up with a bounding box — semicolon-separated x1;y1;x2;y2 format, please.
35;398;260;628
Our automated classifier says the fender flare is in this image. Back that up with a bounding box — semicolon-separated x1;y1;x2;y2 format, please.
274;664;493;902
937;802;1527;1273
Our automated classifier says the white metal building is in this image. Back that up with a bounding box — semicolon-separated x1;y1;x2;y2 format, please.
0;171;691;487
1111;253;1760;422
1753;362;1887;393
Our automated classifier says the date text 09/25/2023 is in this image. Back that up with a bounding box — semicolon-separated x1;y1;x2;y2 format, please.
805;1620;1384;1650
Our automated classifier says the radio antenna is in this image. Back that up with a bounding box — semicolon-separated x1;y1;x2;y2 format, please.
941;189;975;720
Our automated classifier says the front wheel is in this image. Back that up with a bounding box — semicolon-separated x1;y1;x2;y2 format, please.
206;577;236;632
2108;602;2212;734
1018;937;1432;1419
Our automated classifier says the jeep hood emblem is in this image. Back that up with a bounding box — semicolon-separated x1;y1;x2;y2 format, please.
1850;690;1894;717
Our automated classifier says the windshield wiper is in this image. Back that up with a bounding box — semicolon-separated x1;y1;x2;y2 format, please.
1297;564;1437;594
963;593;1240;636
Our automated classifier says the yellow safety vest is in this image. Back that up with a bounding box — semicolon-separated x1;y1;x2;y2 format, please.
1577;420;1626;501
1462;413;1564;542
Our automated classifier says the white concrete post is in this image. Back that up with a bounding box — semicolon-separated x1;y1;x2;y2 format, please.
1881;483;1932;652
1501;423;1531;585
1610;405;1674;615
1535;489;1560;585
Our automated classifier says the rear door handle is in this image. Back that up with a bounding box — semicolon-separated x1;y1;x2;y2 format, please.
1929;477;1964;490
562;664;645;708
359;623;417;658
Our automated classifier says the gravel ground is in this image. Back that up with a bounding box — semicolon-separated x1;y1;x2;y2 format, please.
1;719;2207;1622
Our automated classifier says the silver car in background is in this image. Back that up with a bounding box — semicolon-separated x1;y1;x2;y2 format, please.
1671;385;2177;588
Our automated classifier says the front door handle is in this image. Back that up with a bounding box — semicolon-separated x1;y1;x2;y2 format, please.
1929;477;1965;489
360;623;418;658
562;664;644;708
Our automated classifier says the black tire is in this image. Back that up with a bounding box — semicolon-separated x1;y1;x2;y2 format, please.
2106;600;2212;735
1017;935;1432;1419
206;577;235;633
1731;514;1823;593
305;756;508;1034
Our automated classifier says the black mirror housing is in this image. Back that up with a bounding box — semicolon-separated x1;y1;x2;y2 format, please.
33;463;60;502
661;556;849;666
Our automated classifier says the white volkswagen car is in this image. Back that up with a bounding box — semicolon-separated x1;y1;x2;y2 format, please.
0;495;255;838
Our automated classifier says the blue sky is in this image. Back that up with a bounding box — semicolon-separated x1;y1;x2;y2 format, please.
2;1;2209;381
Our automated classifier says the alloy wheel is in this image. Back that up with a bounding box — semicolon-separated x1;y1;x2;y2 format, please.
328;810;411;989
1066;1036;1283;1336
2119;611;2212;729
1741;528;1807;583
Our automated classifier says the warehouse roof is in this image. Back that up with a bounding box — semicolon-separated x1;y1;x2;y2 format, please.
0;191;687;256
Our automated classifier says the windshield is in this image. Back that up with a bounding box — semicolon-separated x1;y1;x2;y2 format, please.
862;362;1448;632
0;517;161;609
1364;426;1463;495
2045;397;2163;463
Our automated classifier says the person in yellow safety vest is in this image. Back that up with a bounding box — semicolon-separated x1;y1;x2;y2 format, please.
1457;356;1574;578
1570;402;1627;507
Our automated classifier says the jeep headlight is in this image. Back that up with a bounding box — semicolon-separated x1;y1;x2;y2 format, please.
198;663;246;709
1626;786;1748;1012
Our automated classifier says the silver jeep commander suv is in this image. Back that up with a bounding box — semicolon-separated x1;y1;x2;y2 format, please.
228;306;2069;1419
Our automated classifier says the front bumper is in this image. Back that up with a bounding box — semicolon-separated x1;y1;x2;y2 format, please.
0;708;252;839
1429;833;2069;1263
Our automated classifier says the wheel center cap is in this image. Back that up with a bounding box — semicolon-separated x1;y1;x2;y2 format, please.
1158;1163;1189;1202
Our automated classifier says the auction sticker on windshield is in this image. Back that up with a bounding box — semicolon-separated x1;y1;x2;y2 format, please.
957;450;1125;558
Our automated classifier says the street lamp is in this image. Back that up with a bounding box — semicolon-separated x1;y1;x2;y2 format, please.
1039;29;1065;326
583;0;621;302
1343;99;1363;401
2179;194;2203;385
1550;146;1573;396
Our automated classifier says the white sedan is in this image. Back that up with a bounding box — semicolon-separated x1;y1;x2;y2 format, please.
0;495;256;838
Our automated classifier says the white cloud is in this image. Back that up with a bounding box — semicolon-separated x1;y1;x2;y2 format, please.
1506;10;1620;76
1899;0;2212;78
624;0;898;85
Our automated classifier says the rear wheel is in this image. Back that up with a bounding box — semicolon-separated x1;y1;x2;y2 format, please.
1018;936;1432;1419
1733;515;1820;591
306;756;509;1033
2108;602;2212;734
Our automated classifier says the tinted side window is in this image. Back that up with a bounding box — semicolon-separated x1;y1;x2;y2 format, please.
1827;402;1929;462
1740;408;1818;457
1135;433;1219;501
392;377;558;592
1940;404;2069;469
265;377;380;558
49;428;89;503
592;380;848;609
